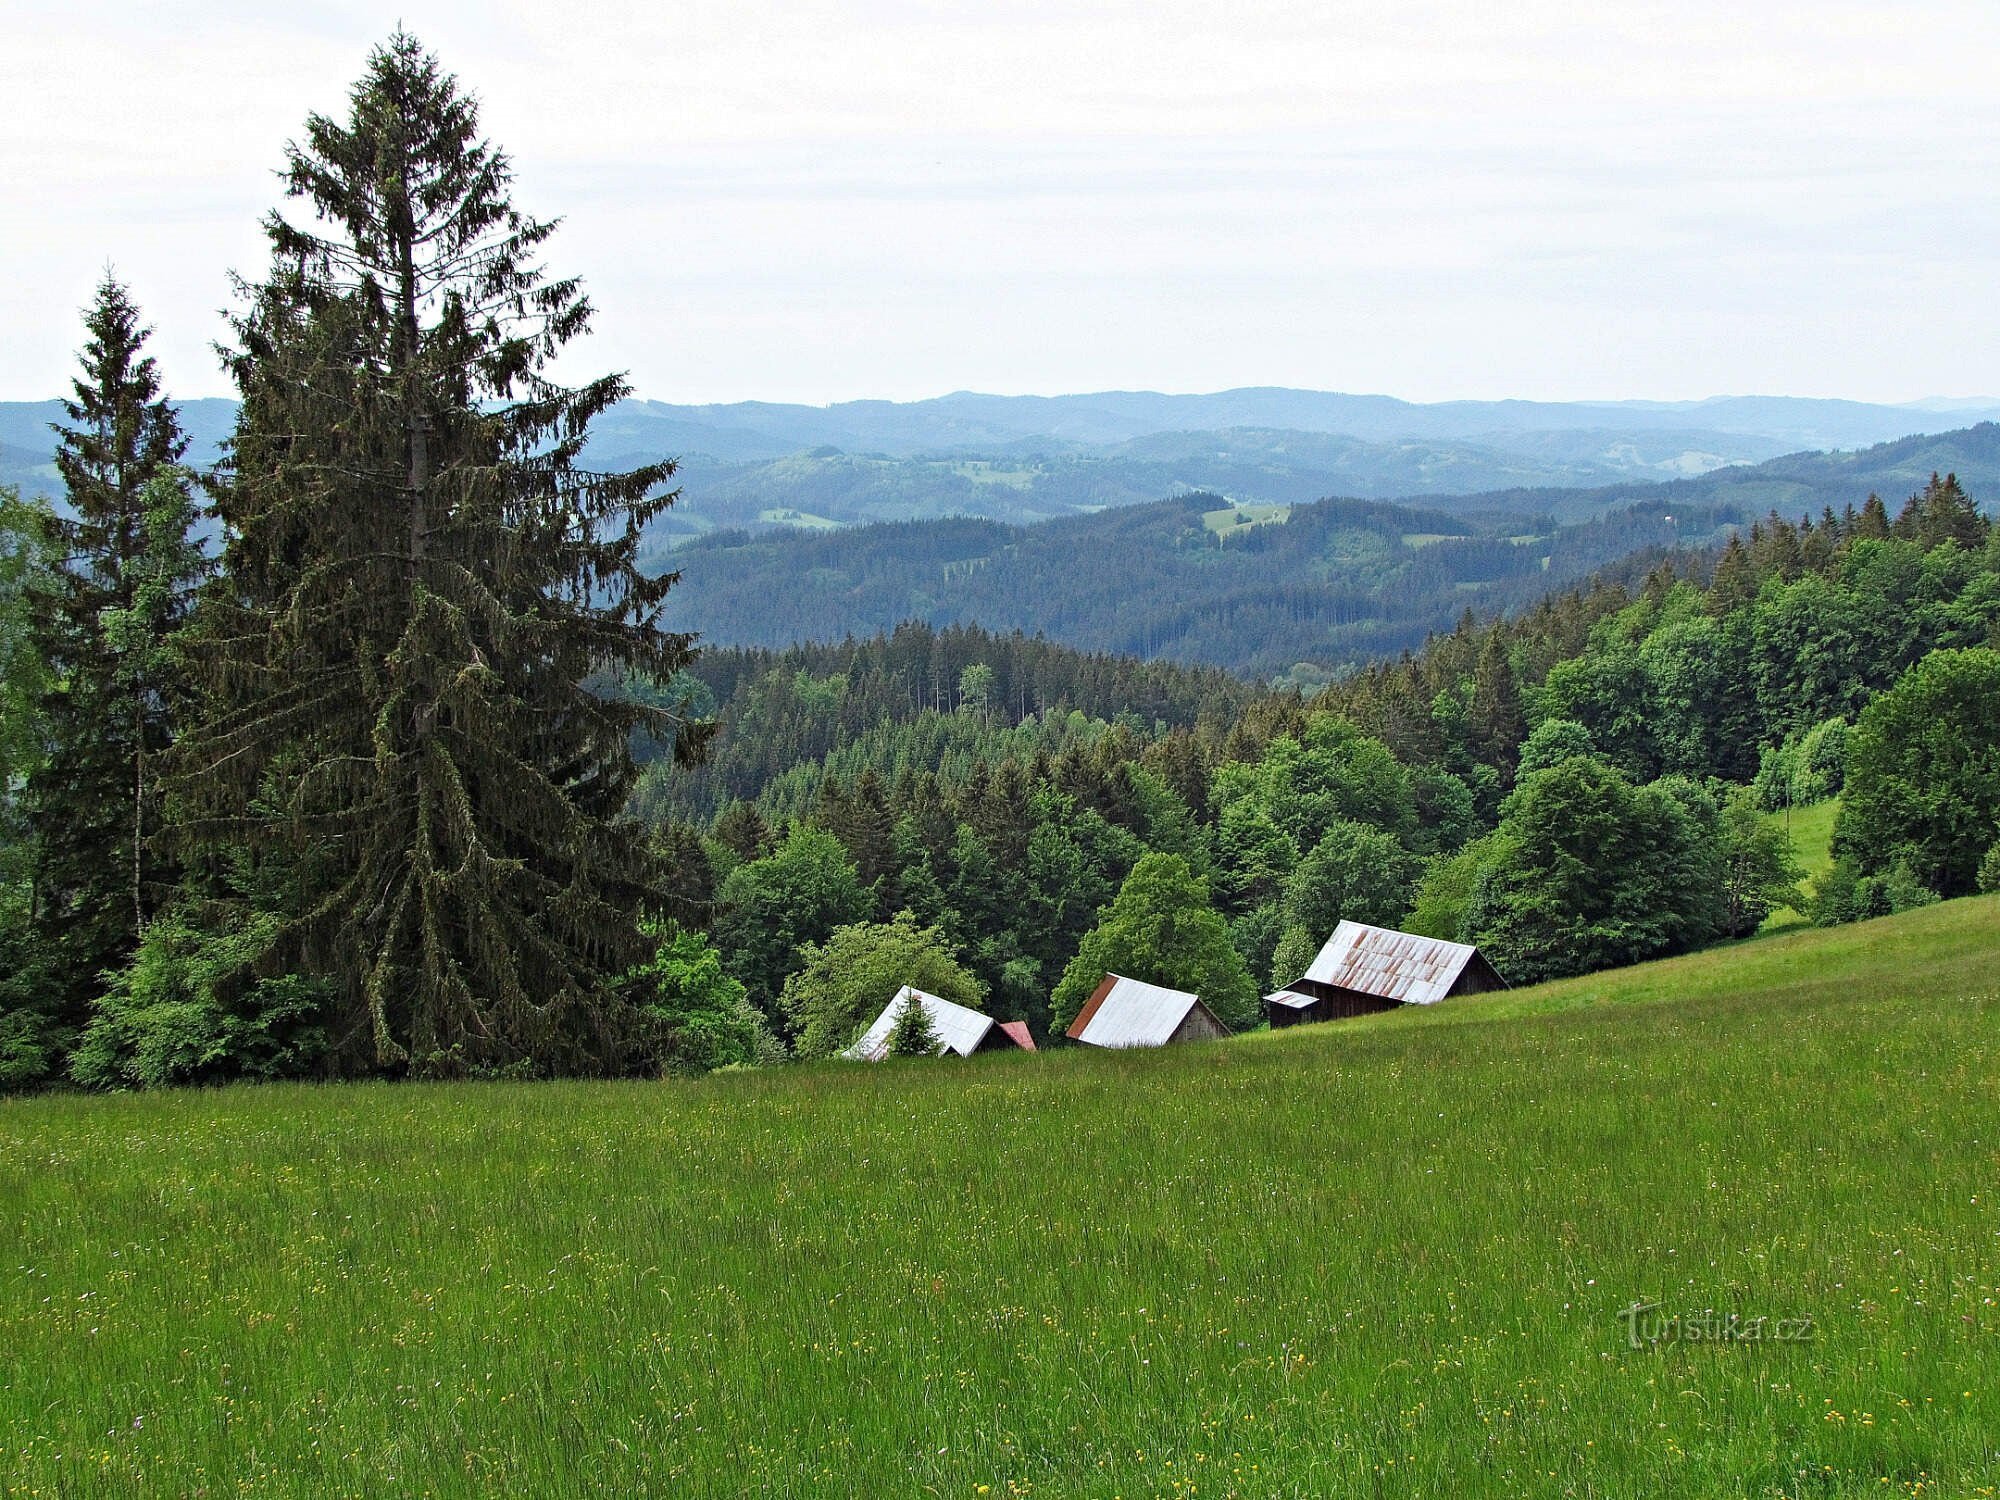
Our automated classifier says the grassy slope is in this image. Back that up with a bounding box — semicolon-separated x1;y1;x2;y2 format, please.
1763;799;1842;932
3;899;1997;1498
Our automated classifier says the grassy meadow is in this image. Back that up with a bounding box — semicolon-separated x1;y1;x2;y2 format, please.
1763;799;1842;932
4;897;1998;1497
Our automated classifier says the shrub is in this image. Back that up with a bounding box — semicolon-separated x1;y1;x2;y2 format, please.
624;925;783;1075
1810;859;1940;927
69;910;329;1089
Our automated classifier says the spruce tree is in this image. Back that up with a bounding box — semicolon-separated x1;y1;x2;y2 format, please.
1465;630;1526;774
172;33;697;1077
1910;472;1988;552
1854;493;1892;540
884;990;942;1057
1707;534;1759;615
27;277;199;1045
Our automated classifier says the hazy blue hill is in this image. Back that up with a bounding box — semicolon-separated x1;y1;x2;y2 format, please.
0;440;56;497
1410;421;2000;525
7;394;1996;538
701;387;2000;453
1;398;238;501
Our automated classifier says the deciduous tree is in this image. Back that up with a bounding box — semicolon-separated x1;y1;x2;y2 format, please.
1049;853;1256;1035
1835;648;2000;896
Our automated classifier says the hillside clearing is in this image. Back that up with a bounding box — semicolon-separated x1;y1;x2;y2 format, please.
1201;502;1291;535
3;898;1996;1497
1761;798;1840;932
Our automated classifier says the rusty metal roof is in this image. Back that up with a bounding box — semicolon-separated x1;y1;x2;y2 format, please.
994;1021;1037;1052
1298;921;1484;1006
846;986;1000;1060
1264;989;1318;1010
1067;973;1206;1048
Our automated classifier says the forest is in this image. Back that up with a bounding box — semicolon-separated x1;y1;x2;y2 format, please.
648;491;1752;681
602;474;2000;1065
3;35;1999;1093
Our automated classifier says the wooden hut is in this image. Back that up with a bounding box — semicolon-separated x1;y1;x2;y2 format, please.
846;986;1037;1061
1066;973;1230;1048
1264;921;1506;1027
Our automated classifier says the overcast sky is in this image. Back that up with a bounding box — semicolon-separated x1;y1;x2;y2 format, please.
6;1;1999;405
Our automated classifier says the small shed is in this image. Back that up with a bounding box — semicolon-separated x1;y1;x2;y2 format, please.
846;986;1037;1061
1065;973;1230;1048
1265;920;1506;1027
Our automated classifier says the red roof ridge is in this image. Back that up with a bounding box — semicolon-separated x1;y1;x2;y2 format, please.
1065;973;1120;1040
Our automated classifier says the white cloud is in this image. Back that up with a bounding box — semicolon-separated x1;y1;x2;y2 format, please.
4;0;1998;403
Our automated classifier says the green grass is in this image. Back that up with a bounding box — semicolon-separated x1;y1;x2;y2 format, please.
1764;798;1841;931
1202;504;1291;536
756;507;843;530
5;898;1998;1497
945;461;1038;490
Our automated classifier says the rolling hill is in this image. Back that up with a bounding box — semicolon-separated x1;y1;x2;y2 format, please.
10;391;2000;535
650;426;2000;677
645;491;1716;678
4;895;1992;1495
571;388;2000;458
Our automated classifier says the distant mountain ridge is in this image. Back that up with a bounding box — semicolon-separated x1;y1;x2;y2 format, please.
8;390;1998;538
596;388;2000;460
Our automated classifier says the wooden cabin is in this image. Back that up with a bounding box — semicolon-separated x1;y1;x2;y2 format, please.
1265;921;1506;1027
845;986;1037;1061
1066;973;1230;1048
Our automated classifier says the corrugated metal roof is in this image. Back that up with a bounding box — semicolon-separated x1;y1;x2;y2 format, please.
1264;989;1318;1009
1298;921;1481;1006
846;986;998;1061
1068;973;1203;1048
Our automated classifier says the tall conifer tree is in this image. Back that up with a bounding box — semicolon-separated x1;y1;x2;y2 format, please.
27;277;199;1044
173;33;698;1077
1465;630;1526;774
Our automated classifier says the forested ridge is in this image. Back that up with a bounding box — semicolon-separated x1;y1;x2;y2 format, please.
629;475;2000;1060
4;34;1999;1093
653;490;1754;680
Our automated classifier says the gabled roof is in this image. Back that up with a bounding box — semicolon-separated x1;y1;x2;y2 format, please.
1066;973;1218;1047
994;1020;1038;1052
1298;920;1498;1006
846;986;1001;1061
1263;989;1318;1010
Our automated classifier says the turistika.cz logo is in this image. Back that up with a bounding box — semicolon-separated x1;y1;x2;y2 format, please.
1616;1301;1816;1349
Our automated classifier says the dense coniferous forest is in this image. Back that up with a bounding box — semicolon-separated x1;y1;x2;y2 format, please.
3;34;1998;1094
651;491;1756;679
629;623;1265;825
